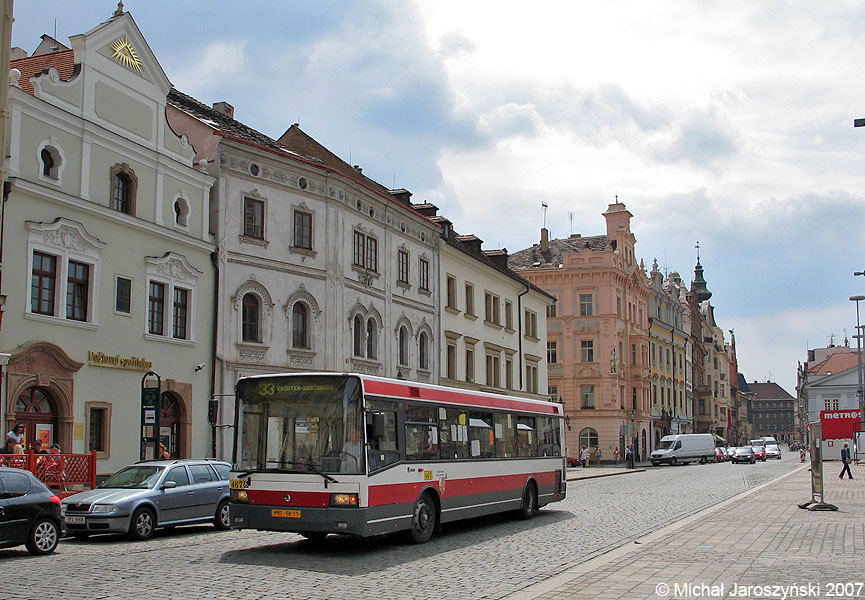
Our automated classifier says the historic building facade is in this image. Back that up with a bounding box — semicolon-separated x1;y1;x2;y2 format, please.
2;9;216;473
167;99;439;458
509;202;651;461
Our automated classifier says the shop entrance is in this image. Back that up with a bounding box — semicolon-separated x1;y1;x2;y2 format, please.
14;386;58;451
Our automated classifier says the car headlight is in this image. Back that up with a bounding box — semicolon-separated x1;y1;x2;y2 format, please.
92;504;118;513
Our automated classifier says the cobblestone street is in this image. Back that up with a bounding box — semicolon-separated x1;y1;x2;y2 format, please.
2;455;803;600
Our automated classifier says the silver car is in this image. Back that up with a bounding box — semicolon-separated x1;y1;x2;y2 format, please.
765;444;782;459
61;459;231;540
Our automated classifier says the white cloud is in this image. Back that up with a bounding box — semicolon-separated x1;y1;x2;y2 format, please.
172;40;251;92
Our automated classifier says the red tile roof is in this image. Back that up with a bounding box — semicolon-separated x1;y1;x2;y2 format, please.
748;381;794;400
11;49;76;95
807;352;859;376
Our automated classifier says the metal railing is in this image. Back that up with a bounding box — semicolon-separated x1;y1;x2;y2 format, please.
0;450;97;491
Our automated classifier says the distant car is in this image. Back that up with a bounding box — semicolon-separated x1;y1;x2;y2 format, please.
765;444;781;460
61;459;231;541
753;446;767;461
732;447;756;464
0;467;63;555
725;447;738;459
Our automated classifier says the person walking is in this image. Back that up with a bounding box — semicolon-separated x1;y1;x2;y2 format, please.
579;445;589;468
625;444;635;469
595;447;602;467
840;441;853;480
613;446;620;465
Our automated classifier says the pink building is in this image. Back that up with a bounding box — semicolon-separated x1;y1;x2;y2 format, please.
509;202;651;461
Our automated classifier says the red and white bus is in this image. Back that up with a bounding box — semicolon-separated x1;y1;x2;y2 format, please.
229;373;566;543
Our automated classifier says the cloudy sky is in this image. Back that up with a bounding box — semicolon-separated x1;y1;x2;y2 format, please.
14;1;865;396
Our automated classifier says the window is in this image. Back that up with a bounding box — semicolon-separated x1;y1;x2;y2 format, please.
446;275;457;309
547;340;558;364
353;231;365;267
447;343;456;379
405;405;438;460
581;340;594;363
526;362;538;394
468;411;494;457
632;387;637;411
580;293;593;316
440;407;470;459
525;309;538;338
243;197;264;239
367;237;378;272
484;292;500;324
241;293;260;342
419;258;429;291
517;416;538;457
31;252;57;315
189;464;216;483
632;344;637;366
293;210;312;249
398;250;409;283
41;148;56;177
546;300;557;318
465;283;475;315
505;300;513;329
398;326;408;366
172;288;189;339
494;413;517;457
366;318;377;359
87;404;110;455
165;467;189;486
548;385;559;404
419;331;429;369
466;347;475;382
353;315;364;356
148;282;165;335
505;357;513;389
174;197;189;228
292;303;309;348
485;353;500;387
581;385;595;408
110;163;137;215
579;427;599;449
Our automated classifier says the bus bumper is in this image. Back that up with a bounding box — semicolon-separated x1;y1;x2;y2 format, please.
230;503;376;537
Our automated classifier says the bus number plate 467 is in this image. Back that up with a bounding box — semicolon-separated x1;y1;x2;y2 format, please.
230;479;248;490
272;509;301;518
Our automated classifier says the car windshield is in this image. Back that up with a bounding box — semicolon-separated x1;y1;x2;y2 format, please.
737;448;751;454
100;466;164;489
766;445;779;451
655;439;674;450
750;440;764;447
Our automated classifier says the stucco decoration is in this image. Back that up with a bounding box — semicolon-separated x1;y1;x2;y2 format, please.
145;252;202;282
28;217;107;258
284;284;321;319
232;278;275;316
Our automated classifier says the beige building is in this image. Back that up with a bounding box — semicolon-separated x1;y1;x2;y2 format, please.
1;8;215;473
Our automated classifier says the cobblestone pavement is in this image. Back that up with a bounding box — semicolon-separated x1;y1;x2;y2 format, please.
509;457;863;600
3;455;800;600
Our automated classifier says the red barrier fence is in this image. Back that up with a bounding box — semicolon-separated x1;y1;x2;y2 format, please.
0;450;97;492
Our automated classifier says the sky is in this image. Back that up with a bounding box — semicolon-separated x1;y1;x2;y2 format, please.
13;1;865;396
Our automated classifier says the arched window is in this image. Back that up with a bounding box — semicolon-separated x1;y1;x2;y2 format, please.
398;326;408;366
41;148;55;177
110;163;138;215
353;315;364;357
242;293;260;342
39;145;62;180
174;197;189;228
366;318;377;359
292;303;308;348
579;427;599;449
418;331;428;369
113;173;130;212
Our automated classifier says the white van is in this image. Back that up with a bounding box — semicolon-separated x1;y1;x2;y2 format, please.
650;433;716;466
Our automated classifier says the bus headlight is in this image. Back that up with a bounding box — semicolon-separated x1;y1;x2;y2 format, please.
231;489;248;503
329;493;358;507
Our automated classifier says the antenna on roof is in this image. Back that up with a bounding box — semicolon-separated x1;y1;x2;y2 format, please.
51;20;58;52
568;212;573;235
541;201;548;229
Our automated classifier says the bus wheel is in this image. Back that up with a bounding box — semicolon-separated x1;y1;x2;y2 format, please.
406;493;436;544
518;482;537;520
300;532;328;542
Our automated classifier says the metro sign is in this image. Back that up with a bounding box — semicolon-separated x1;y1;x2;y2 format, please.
820;410;862;440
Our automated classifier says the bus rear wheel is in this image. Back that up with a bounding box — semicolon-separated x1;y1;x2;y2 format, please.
300;532;328;542
406;493;436;544
517;482;537;520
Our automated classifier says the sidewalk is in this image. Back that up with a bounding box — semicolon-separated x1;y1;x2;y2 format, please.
511;461;863;599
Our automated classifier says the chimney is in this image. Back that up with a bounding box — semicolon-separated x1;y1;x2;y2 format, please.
540;228;549;253
212;101;235;119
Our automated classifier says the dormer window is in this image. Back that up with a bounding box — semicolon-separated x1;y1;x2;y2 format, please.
110;164;138;216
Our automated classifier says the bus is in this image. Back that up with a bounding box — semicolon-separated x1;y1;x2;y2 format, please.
229;373;566;543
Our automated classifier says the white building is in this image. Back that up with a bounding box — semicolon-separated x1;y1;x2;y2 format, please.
2;8;215;473
167;102;439;458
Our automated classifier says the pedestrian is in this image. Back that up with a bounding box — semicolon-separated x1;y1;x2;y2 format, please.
6;423;25;445
32;439;48;454
580;445;588;468
159;442;170;460
596;447;602;467
613;446;620;465
626;444;635;469
840;441;853;480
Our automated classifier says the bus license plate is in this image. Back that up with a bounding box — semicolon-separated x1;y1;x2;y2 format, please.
230;479;247;490
272;509;301;518
65;516;86;524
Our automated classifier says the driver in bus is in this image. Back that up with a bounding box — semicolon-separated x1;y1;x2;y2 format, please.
341;428;363;472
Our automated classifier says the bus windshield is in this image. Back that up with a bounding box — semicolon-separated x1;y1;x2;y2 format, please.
234;375;364;475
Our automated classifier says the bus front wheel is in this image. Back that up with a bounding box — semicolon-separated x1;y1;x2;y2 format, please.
406;493;436;544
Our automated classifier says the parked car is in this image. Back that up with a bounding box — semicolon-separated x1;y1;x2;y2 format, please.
61;459;231;541
765;444;781;459
650;434;717;466
732;447;756;464
753;446;767;461
0;467;63;555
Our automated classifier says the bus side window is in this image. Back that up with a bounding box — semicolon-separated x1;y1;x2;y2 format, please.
517;416;538;457
439;407;469;459
494;412;516;458
539;417;562;457
366;399;399;471
405;405;438;461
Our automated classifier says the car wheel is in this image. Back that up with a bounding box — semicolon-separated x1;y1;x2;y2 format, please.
128;507;156;541
405;493;436;544
670;457;678;466
26;518;59;555
214;499;231;531
651;461;659;467
517;482;537;520
699;456;707;465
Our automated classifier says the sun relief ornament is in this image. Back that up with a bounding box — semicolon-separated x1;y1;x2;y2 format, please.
110;34;143;75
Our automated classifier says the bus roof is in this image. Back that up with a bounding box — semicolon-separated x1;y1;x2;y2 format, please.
236;372;562;416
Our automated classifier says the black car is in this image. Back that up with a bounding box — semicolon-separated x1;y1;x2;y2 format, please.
731;446;756;464
0;467;63;554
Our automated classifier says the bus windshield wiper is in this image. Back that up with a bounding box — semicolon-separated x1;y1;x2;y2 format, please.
267;460;339;486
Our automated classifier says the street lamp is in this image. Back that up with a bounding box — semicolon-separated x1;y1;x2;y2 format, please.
850;295;865;424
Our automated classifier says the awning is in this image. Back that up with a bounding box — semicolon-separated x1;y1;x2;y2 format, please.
711;432;727;443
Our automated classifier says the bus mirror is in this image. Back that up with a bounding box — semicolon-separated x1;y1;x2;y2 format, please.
370;413;386;441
